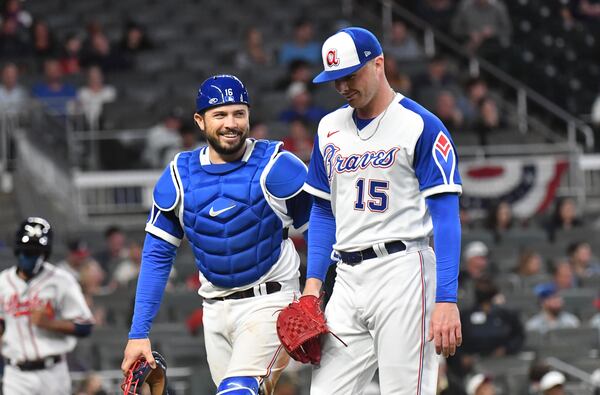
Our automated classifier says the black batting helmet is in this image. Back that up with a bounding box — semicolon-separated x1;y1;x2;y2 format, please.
14;217;53;259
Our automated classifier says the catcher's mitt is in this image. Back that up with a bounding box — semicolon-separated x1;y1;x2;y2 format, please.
276;295;346;365
121;351;168;395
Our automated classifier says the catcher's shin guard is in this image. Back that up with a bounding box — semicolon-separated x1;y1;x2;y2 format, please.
216;376;260;395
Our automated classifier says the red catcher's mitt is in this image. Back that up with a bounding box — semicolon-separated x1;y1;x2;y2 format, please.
276;295;345;365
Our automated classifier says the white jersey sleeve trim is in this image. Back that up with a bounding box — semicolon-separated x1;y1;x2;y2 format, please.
421;184;462;198
303;183;331;200
145;223;182;247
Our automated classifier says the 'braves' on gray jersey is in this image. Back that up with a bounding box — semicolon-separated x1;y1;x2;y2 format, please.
0;262;94;361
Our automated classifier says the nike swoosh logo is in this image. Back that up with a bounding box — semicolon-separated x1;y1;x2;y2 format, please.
327;130;340;137
209;205;236;217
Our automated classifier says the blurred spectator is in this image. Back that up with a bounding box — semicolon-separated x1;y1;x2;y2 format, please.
539;371;566;395
552;260;576;291
119;21;153;55
486;200;513;243
279;82;328;125
415;0;457;32
434;90;464;130
437;357;467;395
282;118;313;163
31;19;57;60
413;55;459;107
1;0;32;30
0;17;31;58
515;249;544;278
79;259;108;325
592;93;600;127
59;33;84;75
76;66;117;130
528;360;552;395
143;108;183;168
473;97;504;146
0;62;28;114
568;241;600;281
276;59;313;92
466;373;495;395
75;372;108;395
163;121;206;162
589;295;600;329
385;57;412;95
236;27;272;70
81;28;126;72
459;78;489;126
576;0;600;23
56;239;92;280
460;277;524;357
32;58;77;116
250;121;270;139
459;241;491;295
94;225;128;278
451;0;511;56
546;197;583;242
278;18;321;65
386;21;424;63
111;241;142;288
526;283;580;334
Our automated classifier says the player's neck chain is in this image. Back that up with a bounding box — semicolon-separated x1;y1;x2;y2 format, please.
355;90;396;141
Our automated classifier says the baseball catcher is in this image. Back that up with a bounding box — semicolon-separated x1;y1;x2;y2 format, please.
276;295;346;365
121;351;168;395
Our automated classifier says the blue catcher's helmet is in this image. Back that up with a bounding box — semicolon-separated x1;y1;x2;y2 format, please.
196;74;250;113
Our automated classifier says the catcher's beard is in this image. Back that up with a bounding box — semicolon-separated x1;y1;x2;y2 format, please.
203;126;249;156
261;350;290;395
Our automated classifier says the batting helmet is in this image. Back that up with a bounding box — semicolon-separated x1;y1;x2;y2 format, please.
195;74;250;114
14;217;53;259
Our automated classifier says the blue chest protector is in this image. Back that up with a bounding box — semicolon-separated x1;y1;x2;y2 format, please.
174;141;284;288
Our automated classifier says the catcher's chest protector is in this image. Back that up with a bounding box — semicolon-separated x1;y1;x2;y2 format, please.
176;141;284;288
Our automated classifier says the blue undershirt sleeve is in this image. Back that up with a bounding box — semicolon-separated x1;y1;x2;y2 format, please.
425;193;461;303
306;197;336;281
129;233;177;339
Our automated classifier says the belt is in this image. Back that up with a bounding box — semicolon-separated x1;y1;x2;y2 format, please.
210;282;282;301
337;240;407;266
6;355;62;371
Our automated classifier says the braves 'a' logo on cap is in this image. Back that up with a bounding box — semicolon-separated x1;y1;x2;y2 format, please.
326;49;340;67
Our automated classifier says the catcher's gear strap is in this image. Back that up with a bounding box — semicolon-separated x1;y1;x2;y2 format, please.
216;376;260;395
121;351;168;395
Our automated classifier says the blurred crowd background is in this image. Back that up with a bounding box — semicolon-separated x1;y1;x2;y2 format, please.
1;0;600;394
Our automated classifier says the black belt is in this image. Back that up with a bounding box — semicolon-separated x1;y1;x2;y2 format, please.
211;282;282;301
338;240;407;265
6;355;62;371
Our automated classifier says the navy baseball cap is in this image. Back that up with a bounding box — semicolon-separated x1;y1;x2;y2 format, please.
313;27;383;84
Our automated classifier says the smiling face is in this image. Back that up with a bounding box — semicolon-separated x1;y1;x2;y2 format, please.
194;104;250;163
334;57;383;111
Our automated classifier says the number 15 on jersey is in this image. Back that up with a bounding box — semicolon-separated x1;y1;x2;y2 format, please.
354;178;389;212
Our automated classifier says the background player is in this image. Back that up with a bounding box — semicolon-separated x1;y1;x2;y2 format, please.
302;27;462;394
0;217;95;395
121;74;312;395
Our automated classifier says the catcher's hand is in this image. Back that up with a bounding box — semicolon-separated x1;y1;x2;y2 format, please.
276;295;345;365
121;351;168;395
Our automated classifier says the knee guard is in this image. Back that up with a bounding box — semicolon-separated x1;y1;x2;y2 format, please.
216;376;260;395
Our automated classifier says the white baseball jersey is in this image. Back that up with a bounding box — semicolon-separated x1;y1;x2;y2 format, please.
304;92;462;252
0;262;94;361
